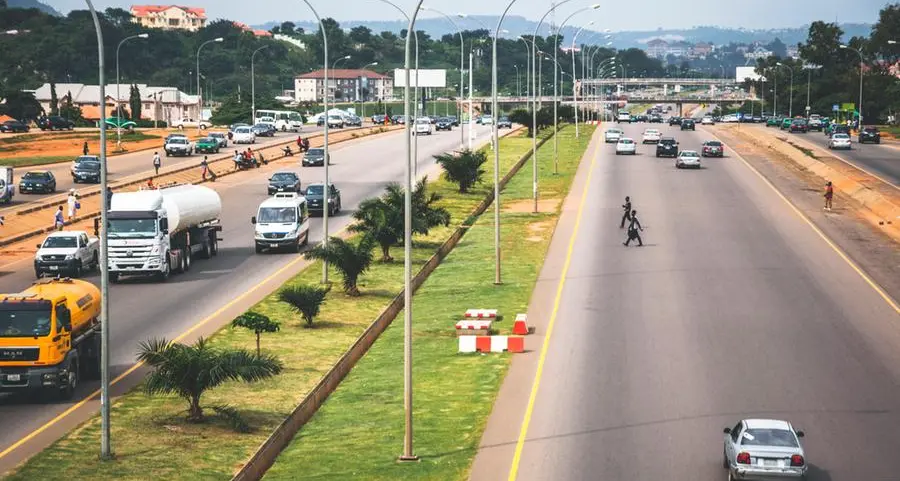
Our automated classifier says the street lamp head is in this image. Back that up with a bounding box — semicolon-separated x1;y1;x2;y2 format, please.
456;13;467;18
589;3;600;8
888;40;897;45
137;33;150;39
342;55;351;59
586;20;595;25
214;37;224;42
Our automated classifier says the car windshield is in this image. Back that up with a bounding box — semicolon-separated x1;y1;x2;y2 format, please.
705;141;722;147
42;236;77;248
417;119;430;125
271;173;297;182
305;185;324;196
76;162;100;171
660;139;676;145
307;148;324;156
253;124;268;129
210;133;224;138
0;306;52;338
680;151;699;157
235;127;251;133
200;137;216;143
23;172;49;180
833;134;850;139
740;428;799;448
619;139;633;144
257;207;297;223
108;218;157;238
329;116;342;120
169;138;188;145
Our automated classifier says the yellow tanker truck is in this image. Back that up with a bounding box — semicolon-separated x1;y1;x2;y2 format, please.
0;278;101;400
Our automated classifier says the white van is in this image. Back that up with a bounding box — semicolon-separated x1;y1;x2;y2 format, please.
251;193;310;253
0;166;13;204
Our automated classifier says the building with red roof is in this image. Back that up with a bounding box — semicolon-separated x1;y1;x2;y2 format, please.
130;5;207;32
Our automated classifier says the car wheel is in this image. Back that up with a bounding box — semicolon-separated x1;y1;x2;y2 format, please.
35;269;42;279
72;262;82;278
722;450;729;469
110;273;120;283
255;244;263;254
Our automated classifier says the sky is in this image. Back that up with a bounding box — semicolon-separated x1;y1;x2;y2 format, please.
46;0;889;31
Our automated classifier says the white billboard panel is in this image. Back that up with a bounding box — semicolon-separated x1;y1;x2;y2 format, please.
393;69;447;88
735;66;765;82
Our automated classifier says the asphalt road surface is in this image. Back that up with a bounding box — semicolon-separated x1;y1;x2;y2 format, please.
0;123;492;472
1;125;332;213
761;125;900;187
507;122;900;480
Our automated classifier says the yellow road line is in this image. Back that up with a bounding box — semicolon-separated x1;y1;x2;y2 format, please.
507;129;601;480
726;142;900;314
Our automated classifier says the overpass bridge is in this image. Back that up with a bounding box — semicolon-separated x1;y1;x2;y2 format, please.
465;93;754;116
585;77;738;87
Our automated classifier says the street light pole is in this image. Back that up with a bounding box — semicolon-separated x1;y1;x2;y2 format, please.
196;37;223;135
115;33;149;149
299;0;330;285
251;45;270;125
514;65;520;96
560;12;598;139
776;62;794;118
361;61;378;119
840;44;864;127
423;6;465;149
378;0;419;176
84;0;111;459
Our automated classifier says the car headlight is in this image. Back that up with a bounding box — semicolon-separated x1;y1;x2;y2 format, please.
64;254;75;260
150;245;160;255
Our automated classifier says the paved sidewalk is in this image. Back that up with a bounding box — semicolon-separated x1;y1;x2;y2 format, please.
468;127;602;481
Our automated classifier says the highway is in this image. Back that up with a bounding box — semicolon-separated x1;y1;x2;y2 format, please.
480;122;900;480
0;123;492;472
769;126;900;187
1;125;331;213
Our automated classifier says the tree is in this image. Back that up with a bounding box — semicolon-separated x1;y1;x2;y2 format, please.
385;179;451;236
49;81;58;115
137;337;283;423
434;148;487;193
280;21;295;36
349;198;402;261
129;83;142;121
0;90;43;121
231;312;280;356
304;235;375;296
278;285;328;327
766;38;788;58
871;3;900;64
59;91;84;124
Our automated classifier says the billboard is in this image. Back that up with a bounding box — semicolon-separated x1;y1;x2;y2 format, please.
735;66;765;82
393;69;447;88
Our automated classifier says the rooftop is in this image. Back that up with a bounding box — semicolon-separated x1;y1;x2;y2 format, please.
130;5;206;18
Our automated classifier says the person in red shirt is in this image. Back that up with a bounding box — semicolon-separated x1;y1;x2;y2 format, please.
824;181;834;211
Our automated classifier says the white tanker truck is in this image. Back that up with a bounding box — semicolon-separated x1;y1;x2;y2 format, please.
107;184;222;282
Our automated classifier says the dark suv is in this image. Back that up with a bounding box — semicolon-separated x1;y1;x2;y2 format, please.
435;117;453;131
656;138;678;157
858;127;881;144
37;115;75;131
669;116;683;126
680;119;696;131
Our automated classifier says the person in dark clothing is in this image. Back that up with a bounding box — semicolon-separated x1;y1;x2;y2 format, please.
620;196;632;228
105;187;113;209
824;181;833;211
82;141;89;156
623;210;643;246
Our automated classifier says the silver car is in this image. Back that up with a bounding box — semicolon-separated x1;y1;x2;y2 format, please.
675;150;701;168
604;128;623;143
723;419;807;480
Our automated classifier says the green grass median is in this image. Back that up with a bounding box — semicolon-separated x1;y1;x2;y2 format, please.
3;127;564;481
262;125;595;481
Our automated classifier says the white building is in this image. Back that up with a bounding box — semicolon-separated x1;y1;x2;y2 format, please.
30;83;198;124
294;69;394;103
130;5;207;32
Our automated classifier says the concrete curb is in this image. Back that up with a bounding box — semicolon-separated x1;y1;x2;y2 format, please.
723;126;900;229
0;126;401;249
230;125;551;481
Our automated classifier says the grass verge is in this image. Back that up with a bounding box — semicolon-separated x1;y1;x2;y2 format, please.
3;126;559;481
262;125;596;481
2;156;74;168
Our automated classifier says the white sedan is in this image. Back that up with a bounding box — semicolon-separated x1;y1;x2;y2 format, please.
604;128;623;143
701;116;715;125
675;150;701;168
827;133;852;150
232;126;256;144
641;129;662;144
723;419;807;480
615;138;636;155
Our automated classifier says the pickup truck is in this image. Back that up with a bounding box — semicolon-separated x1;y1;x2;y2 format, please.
165;136;194;157
172;118;210;130
34;231;100;278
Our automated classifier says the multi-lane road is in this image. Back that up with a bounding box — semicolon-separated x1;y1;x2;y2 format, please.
0;123;492;473
473;121;900;480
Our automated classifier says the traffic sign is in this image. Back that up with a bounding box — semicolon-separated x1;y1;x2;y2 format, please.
832;104;839;112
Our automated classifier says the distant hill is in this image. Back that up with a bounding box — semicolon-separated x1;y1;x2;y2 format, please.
7;0;61;16
255;16;872;49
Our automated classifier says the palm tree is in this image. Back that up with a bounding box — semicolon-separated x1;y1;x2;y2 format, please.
304;235;375;296
349;197;402;262
434;149;487;193
137;337;283;422
278;285;328;327
381;179;451;235
231;312;281;356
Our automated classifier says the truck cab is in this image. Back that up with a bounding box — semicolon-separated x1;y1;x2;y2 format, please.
0;166;13;204
0;278;101;400
252;193;310;253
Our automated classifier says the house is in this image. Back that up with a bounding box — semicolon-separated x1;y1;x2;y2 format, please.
29;83;198;123
233;21;273;37
667;41;692;57
744;46;773;61
294;69;394;103
645;39;668;59
130;5;207;32
692;42;714;58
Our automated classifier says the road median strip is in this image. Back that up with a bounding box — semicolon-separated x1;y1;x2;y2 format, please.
0;126;400;248
1;125;535;481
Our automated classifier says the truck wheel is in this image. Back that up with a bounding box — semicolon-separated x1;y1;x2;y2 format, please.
72;262;82;278
183;249;192;271
58;359;78;401
210;234;219;256
255;244;263;254
91;252;99;271
110;273;120;283
200;238;212;259
302;231;309;246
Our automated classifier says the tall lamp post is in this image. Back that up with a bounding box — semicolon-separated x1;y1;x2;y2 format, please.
459;14;492;150
422;6;465;149
840;44;864;127
559;11;598;139
360;61;378;119
776;62;794;118
250;45;270;125
196;37;223;135
83;0;112;459
115;33;148;149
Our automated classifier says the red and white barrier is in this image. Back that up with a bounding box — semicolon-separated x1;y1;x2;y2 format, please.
455;319;493;336
459;335;525;353
512;313;532;335
465;308;498;319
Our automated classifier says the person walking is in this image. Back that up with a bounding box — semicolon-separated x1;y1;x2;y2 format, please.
824;181;834;211
152;151;161;175
233;150;241;169
201;156;216;182
67;189;79;220
54;206;65;231
623;210;643;247
619;196;632;228
82;141;89;156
